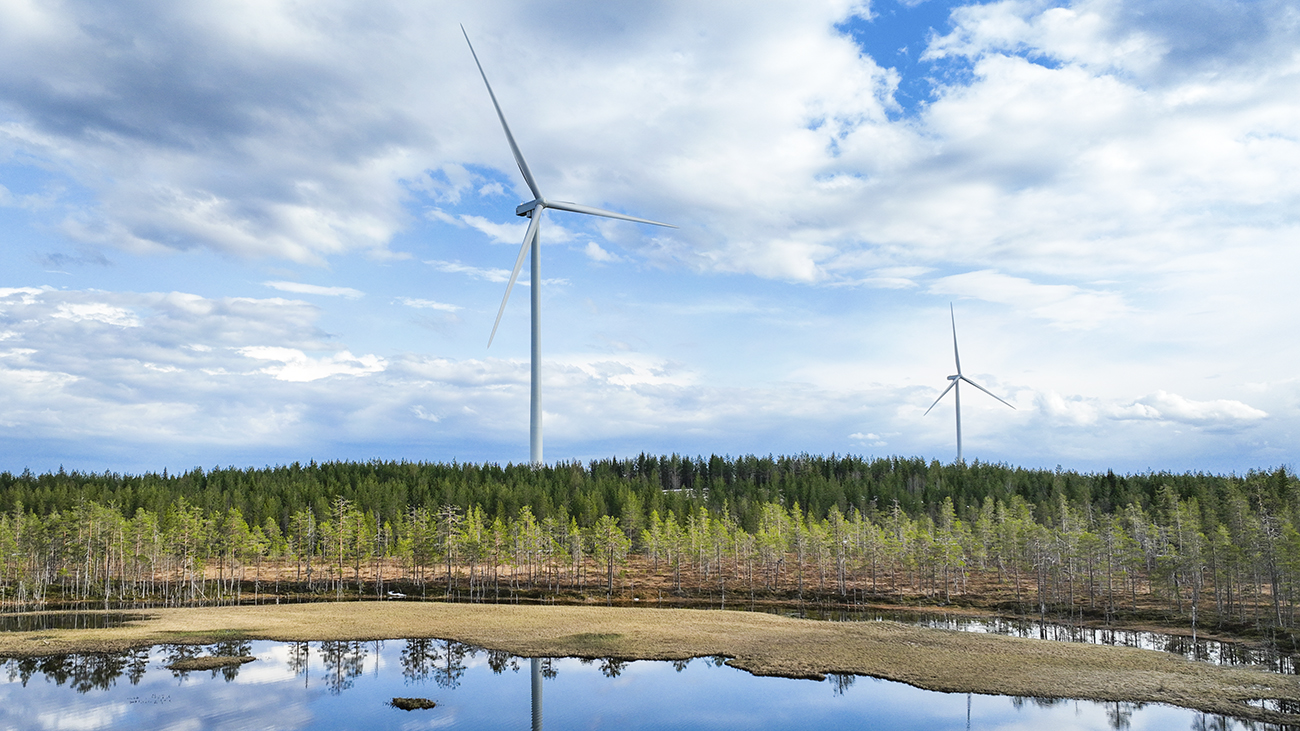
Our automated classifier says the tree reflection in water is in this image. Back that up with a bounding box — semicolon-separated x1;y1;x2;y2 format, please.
319;641;367;695
828;673;856;696
599;658;627;678
125;648;150;686
3;653;130;693
161;644;201;680
487;648;519;674
1;641;260;693
400;638;471;689
287;641;309;686
1106;701;1145;730
211;640;253;682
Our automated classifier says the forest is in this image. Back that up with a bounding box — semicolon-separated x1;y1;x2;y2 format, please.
1;455;1298;635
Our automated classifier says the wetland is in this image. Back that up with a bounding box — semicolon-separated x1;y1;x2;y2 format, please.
3;602;1300;726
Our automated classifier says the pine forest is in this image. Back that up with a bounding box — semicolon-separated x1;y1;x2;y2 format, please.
1;455;1299;637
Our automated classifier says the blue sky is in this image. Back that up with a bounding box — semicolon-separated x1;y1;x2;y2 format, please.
1;0;1297;475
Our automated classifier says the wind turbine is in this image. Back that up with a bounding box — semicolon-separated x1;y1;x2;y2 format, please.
924;304;1015;463
463;27;675;466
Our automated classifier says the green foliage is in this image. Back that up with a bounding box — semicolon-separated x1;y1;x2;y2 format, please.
3;457;1300;629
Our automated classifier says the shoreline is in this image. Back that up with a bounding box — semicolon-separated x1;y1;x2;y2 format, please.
3;593;1281;652
1;602;1298;724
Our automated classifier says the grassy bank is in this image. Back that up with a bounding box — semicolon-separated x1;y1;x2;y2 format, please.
1;602;1297;725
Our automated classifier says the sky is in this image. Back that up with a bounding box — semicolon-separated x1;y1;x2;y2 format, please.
0;0;1297;476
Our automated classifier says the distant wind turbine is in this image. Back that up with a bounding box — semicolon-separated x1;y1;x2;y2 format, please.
462;27;675;466
924;304;1015;463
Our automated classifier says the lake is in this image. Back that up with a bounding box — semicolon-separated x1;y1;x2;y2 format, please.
0;638;1275;730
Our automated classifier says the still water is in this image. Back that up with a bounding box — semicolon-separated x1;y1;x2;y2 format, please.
786;607;1300;673
0;639;1277;730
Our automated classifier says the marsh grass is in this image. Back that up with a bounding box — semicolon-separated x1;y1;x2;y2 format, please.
1;602;1298;725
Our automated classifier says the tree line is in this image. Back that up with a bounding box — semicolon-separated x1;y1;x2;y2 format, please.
1;456;1298;632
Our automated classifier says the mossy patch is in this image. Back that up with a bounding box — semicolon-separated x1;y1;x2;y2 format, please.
167;655;256;671
391;697;437;711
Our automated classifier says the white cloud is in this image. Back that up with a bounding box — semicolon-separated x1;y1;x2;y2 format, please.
1;2;1299;473
849;432;887;447
924;0;1167;75
430;211;528;245
928;270;1126;329
51;302;141;328
1116;390;1267;425
238;347;386;382
423;259;566;287
263;281;364;299
0;287;46;303
398;297;461;312
1039;391;1100;426
424;259;511;283
411;405;441;422
584;241;620;263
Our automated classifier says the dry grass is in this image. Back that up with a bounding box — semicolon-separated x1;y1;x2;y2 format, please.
1;602;1296;724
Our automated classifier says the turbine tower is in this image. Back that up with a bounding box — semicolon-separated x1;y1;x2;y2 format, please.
463;27;675;466
924;304;1015;463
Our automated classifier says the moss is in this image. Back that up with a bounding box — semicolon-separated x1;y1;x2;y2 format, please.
167;655;256;671
390;697;437;711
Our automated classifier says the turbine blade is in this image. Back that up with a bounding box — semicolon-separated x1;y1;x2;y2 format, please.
487;210;543;348
959;376;1016;409
950;303;962;375
924;380;957;416
545;199;676;228
461;26;542;201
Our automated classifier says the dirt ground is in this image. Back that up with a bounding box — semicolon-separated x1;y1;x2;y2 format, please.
1;602;1297;725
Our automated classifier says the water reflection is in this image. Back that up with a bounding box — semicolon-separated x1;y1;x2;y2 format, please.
400;638;469;688
0;612;142;632
786;607;1300;674
0;639;1290;730
319;640;367;694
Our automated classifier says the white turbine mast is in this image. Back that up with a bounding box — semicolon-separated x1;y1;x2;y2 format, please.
463;27;675;467
923;304;1015;463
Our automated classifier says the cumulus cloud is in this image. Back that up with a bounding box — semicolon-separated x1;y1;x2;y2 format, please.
3;0;1296;294
2;2;1299;472
583;241;620;263
849;432;887;448
0;284;1286;471
1036;388;1268;428
238;347;386;382
1117;390;1267;425
51;302;141;328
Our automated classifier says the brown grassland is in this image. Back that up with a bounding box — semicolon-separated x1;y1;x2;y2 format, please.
1;602;1298;725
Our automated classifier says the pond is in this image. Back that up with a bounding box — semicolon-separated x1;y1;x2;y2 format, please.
0;612;144;633
0;639;1279;730
782;607;1300;673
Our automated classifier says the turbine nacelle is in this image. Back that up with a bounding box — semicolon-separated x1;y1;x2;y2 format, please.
947;375;960;381
516;199;544;217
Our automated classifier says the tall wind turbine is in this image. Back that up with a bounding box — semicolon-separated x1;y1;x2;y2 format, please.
462;27;675;466
924;304;1015;463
